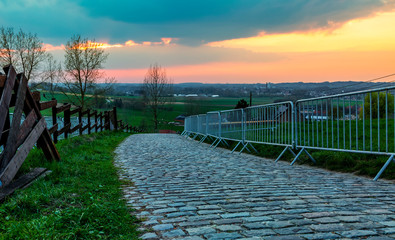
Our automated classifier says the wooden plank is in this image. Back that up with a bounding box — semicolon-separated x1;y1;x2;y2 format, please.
15;110;38;147
70;107;82;115
0;118;46;187
31;91;40;102
0;65;17;141
0;168;47;201
48;123;58;135
81;124;89;132
90;123;97;130
56;103;71;114
39;100;57;111
0;74;28;172
57;123;71;135
0;75;5;88
39;130;60;161
23;88;60;161
70;123;82;133
81;110;89;116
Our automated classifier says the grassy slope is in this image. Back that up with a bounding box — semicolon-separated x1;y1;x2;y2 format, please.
0;131;139;239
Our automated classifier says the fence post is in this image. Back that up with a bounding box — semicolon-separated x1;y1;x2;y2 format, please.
100;112;103;131
87;109;91;134
218;112;221;138
64;103;70;139
95;110;98;133
113;107;118;131
78;108;83;135
292;102;296;149
242;108;245;145
51;98;58;143
104;111;109;130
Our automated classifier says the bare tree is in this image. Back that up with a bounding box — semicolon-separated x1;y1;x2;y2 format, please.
62;35;114;109
143;64;173;131
42;54;62;100
0;27;48;87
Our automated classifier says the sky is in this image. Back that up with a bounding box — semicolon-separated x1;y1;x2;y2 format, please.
1;0;395;84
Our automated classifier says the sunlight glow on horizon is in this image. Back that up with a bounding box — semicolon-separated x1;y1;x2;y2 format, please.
44;10;395;84
206;11;395;53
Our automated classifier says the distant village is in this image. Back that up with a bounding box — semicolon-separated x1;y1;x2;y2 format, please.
110;81;393;100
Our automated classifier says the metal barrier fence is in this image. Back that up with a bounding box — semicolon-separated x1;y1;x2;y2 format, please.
183;101;295;157
183;86;395;180
294;86;395;180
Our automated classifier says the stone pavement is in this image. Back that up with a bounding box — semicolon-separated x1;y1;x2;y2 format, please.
114;134;395;240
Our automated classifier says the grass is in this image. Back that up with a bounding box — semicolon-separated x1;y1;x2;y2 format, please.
198;133;395;180
0;131;139;239
39;90;281;132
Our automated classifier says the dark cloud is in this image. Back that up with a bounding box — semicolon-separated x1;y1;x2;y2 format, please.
1;0;394;45
75;0;395;44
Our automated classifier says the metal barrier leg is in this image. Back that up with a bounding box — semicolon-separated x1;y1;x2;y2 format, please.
181;131;186;136
275;146;289;163
374;155;395;181
247;143;258;154
290;148;316;165
239;143;248;154
222;139;230;147
290;148;305;166
244;146;252;153
213;138;223;148
231;141;242;153
303;149;316;163
288;148;297;157
210;138;219;148
192;134;198;140
199;135;207;143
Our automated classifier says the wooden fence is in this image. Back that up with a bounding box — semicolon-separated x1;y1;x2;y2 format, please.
0;64;140;194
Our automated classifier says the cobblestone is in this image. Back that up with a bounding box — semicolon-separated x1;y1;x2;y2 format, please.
115;134;395;239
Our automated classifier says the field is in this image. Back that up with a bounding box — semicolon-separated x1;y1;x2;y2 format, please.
40;91;281;132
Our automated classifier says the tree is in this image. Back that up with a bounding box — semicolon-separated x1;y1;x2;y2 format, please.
42;55;62;100
143;64;172;130
235;99;249;109
360;92;394;119
62;35;114;109
0;27;48;87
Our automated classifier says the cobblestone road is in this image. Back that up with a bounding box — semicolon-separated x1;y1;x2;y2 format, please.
115;134;395;240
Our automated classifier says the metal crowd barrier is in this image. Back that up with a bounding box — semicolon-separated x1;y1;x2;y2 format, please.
183;87;395;180
294;86;395;180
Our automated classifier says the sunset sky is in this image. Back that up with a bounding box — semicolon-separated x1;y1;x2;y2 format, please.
1;0;395;83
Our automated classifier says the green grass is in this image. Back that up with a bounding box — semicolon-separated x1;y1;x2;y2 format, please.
0;131;139;239
40;90;281;132
199;133;395;180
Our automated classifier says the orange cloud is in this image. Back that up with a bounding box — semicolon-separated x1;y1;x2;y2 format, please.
206;11;395;53
43;43;64;51
45;38;178;51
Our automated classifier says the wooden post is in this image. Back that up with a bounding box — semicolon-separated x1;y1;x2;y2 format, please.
0;74;28;172
52;100;58;143
64;103;70;139
95;111;98;133
78;108;83;135
87;109;91;134
0;65;17;141
113;107;118;131
99;113;103;132
105;111;109;130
